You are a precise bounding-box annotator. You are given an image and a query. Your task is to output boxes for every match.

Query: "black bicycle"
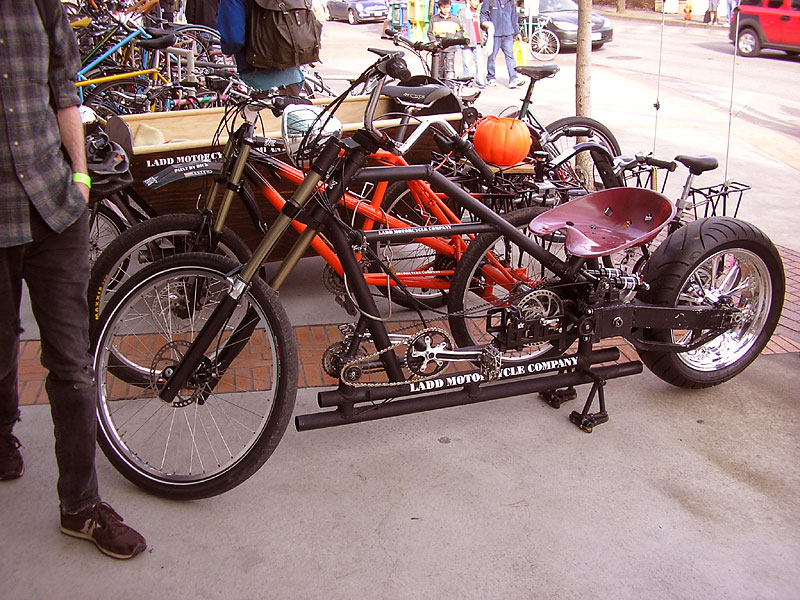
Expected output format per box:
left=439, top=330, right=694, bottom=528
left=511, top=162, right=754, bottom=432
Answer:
left=90, top=52, right=785, bottom=500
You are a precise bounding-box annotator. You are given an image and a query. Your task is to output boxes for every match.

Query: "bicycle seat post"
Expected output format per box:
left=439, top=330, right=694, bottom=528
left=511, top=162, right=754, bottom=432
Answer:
left=677, top=170, right=696, bottom=212
left=519, top=77, right=536, bottom=117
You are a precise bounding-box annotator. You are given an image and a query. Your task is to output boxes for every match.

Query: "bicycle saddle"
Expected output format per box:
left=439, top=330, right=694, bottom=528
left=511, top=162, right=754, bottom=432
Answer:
left=674, top=154, right=718, bottom=175
left=382, top=84, right=452, bottom=107
left=515, top=64, right=559, bottom=82
left=529, top=188, right=676, bottom=258
left=136, top=32, right=177, bottom=50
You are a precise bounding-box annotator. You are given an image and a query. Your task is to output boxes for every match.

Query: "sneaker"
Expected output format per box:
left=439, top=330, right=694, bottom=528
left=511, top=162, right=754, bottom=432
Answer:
left=61, top=502, right=147, bottom=559
left=509, top=78, right=526, bottom=89
left=487, top=79, right=497, bottom=87
left=0, top=432, right=23, bottom=480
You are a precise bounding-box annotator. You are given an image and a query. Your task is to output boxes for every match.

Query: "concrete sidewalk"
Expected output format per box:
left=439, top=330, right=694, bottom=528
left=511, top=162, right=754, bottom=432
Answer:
left=2, top=351, right=799, bottom=599
left=3, top=15, right=800, bottom=600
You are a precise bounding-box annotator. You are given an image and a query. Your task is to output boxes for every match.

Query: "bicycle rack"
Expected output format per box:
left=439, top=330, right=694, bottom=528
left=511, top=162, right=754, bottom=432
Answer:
left=687, top=180, right=750, bottom=219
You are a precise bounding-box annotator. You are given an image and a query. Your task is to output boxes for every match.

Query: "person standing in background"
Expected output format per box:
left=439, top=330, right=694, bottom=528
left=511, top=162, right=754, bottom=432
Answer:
left=428, top=0, right=462, bottom=80
left=726, top=0, right=739, bottom=24
left=0, top=1, right=146, bottom=560
left=458, top=0, right=487, bottom=88
left=186, top=0, right=220, bottom=27
left=481, top=0, right=524, bottom=88
left=217, top=0, right=305, bottom=95
left=708, top=0, right=719, bottom=24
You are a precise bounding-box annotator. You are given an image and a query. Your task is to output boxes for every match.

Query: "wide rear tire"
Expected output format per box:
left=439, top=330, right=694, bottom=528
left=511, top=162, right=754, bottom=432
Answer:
left=637, top=217, right=784, bottom=388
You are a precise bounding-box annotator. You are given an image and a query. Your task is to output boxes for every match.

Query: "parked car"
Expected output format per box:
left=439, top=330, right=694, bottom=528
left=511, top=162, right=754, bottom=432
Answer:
left=730, top=0, right=800, bottom=57
left=533, top=0, right=614, bottom=50
left=326, top=0, right=389, bottom=24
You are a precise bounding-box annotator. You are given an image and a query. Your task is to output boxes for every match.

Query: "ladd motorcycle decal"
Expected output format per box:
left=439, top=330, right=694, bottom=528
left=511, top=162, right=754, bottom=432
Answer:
left=407, top=356, right=579, bottom=393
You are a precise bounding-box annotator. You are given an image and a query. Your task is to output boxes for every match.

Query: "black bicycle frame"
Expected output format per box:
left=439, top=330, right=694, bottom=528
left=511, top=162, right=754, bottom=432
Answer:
left=156, top=126, right=736, bottom=421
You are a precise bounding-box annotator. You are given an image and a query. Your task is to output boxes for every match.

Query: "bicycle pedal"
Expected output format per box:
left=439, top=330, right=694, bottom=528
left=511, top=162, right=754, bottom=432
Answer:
left=335, top=295, right=357, bottom=316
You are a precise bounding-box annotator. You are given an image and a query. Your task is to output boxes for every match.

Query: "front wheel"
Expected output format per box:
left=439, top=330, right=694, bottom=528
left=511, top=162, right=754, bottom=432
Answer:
left=637, top=217, right=784, bottom=388
left=88, top=213, right=252, bottom=336
left=530, top=29, right=560, bottom=61
left=347, top=9, right=359, bottom=24
left=92, top=253, right=298, bottom=499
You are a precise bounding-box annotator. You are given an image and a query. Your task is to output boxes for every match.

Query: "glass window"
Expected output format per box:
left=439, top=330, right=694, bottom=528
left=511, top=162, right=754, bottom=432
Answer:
left=766, top=0, right=783, bottom=8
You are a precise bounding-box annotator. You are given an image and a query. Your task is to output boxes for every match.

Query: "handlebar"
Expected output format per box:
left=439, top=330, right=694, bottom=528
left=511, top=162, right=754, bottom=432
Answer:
left=615, top=153, right=678, bottom=174
left=384, top=28, right=469, bottom=53
left=358, top=53, right=494, bottom=182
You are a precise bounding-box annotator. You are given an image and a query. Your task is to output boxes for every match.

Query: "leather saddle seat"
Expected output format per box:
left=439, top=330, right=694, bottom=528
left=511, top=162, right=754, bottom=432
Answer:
left=529, top=188, right=677, bottom=258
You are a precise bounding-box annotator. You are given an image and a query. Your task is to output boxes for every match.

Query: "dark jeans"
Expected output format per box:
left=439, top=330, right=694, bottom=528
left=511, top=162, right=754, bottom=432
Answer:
left=0, top=207, right=100, bottom=514
left=487, top=34, right=517, bottom=84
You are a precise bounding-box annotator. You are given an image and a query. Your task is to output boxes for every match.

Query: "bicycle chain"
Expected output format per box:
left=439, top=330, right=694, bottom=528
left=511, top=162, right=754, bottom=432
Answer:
left=335, top=278, right=563, bottom=388
left=339, top=325, right=454, bottom=387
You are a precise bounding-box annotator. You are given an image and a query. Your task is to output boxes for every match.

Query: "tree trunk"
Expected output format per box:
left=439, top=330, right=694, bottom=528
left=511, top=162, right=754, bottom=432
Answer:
left=617, top=0, right=627, bottom=13
left=576, top=0, right=593, bottom=187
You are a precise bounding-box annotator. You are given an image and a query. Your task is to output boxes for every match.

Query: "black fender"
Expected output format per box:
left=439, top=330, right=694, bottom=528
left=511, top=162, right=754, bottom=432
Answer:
left=551, top=141, right=624, bottom=189
left=142, top=160, right=266, bottom=234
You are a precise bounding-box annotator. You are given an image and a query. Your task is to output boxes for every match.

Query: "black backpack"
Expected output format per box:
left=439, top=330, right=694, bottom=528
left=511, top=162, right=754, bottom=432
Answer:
left=246, top=0, right=322, bottom=71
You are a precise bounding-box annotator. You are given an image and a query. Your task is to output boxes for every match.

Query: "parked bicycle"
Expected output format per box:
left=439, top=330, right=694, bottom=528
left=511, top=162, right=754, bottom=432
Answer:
left=526, top=15, right=560, bottom=61
left=89, top=52, right=784, bottom=501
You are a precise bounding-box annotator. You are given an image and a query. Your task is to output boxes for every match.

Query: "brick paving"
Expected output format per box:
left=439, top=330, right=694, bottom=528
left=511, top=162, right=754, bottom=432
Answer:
left=18, top=246, right=800, bottom=406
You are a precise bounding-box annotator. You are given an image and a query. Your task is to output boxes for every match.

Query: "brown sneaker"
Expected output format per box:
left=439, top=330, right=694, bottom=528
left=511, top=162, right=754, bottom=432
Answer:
left=61, top=502, right=147, bottom=559
left=0, top=432, right=23, bottom=480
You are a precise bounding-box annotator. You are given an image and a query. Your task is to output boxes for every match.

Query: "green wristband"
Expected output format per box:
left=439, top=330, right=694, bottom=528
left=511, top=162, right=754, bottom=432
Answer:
left=73, top=172, right=91, bottom=189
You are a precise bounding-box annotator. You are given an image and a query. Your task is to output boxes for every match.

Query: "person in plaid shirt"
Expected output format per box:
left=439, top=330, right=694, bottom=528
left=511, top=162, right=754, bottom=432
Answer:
left=0, top=1, right=145, bottom=559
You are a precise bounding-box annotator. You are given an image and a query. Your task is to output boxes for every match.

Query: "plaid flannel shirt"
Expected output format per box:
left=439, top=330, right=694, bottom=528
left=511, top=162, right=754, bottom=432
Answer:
left=0, top=2, right=83, bottom=247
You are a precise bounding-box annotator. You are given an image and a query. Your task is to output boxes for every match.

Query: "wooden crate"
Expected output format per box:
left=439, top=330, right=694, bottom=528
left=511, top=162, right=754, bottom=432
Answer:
left=106, top=94, right=463, bottom=253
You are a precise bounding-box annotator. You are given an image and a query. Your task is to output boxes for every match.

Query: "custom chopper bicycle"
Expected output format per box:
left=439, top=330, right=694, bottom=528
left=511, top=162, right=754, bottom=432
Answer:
left=90, top=53, right=785, bottom=500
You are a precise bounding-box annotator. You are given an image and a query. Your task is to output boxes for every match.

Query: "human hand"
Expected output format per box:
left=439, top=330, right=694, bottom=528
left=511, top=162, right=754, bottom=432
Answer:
left=76, top=181, right=90, bottom=203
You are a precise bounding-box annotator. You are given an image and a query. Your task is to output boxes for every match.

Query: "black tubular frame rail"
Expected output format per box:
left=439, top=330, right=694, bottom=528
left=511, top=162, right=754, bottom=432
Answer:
left=151, top=53, right=739, bottom=434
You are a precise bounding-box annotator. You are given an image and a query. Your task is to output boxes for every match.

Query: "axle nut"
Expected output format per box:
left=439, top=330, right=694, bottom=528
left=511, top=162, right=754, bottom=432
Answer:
left=612, top=316, right=623, bottom=328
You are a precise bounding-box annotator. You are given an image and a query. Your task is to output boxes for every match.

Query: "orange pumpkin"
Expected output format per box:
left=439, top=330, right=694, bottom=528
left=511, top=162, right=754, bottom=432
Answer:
left=472, top=116, right=532, bottom=166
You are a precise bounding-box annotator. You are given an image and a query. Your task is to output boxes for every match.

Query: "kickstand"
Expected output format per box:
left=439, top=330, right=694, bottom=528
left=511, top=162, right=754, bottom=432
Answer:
left=569, top=377, right=608, bottom=433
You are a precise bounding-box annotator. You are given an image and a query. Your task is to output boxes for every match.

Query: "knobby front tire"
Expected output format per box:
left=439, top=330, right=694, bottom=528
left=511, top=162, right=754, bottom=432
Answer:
left=92, top=253, right=298, bottom=499
left=637, top=217, right=784, bottom=388
left=88, top=213, right=251, bottom=336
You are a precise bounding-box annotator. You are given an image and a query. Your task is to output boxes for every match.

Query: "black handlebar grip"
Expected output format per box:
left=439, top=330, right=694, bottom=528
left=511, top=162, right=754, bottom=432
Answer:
left=644, top=156, right=678, bottom=172
left=466, top=147, right=495, bottom=183
left=442, top=37, right=469, bottom=49
left=449, top=135, right=494, bottom=183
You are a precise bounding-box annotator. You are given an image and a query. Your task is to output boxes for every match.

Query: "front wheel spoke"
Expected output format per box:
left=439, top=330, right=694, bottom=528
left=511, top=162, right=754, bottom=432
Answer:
left=161, top=408, right=179, bottom=471
left=185, top=407, right=207, bottom=475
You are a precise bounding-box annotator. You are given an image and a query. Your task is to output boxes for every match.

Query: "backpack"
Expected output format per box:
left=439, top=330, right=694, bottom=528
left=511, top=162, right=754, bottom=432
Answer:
left=246, top=0, right=323, bottom=71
